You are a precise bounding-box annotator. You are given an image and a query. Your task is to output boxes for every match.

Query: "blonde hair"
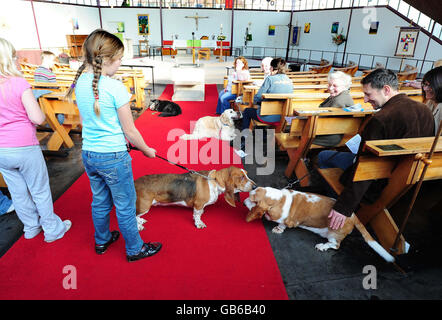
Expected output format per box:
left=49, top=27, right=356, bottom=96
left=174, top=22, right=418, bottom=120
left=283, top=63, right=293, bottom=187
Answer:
left=0, top=37, right=22, bottom=78
left=434, top=59, right=442, bottom=68
left=65, top=29, right=124, bottom=116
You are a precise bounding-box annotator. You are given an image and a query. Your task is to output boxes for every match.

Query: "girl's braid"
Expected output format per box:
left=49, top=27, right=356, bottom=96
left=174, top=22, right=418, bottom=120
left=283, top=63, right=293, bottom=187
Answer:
left=92, top=56, right=102, bottom=116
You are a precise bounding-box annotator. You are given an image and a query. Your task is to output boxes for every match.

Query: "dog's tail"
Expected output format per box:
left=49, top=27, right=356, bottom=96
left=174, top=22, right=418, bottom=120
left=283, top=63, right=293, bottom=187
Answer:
left=352, top=214, right=395, bottom=263
left=180, top=133, right=200, bottom=140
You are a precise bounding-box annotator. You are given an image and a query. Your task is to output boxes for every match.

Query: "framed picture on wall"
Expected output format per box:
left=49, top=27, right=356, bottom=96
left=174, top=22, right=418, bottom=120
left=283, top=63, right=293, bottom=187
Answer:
left=394, top=27, right=419, bottom=57
left=292, top=26, right=301, bottom=45
left=268, top=25, right=275, bottom=36
left=331, top=22, right=339, bottom=33
left=304, top=23, right=311, bottom=33
left=137, top=14, right=149, bottom=35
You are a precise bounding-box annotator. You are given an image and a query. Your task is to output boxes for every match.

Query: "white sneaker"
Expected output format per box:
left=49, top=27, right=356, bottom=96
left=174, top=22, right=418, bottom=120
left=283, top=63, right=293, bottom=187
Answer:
left=45, top=220, right=72, bottom=243
left=6, top=203, right=14, bottom=213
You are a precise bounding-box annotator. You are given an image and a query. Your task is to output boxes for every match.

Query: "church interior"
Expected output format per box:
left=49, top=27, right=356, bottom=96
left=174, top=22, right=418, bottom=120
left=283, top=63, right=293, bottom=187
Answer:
left=0, top=0, right=442, bottom=302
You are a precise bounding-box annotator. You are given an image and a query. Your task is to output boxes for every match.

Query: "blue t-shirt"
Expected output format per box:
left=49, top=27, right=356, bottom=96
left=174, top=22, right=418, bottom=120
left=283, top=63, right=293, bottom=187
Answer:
left=253, top=73, right=293, bottom=123
left=75, top=73, right=131, bottom=153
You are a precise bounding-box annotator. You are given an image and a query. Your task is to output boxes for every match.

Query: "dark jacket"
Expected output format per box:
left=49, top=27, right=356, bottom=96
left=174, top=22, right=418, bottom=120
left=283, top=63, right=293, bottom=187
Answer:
left=333, top=93, right=435, bottom=216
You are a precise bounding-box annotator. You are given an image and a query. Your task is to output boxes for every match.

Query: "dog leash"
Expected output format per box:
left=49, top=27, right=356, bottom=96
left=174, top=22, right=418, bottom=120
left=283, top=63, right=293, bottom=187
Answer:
left=283, top=151, right=341, bottom=189
left=126, top=143, right=215, bottom=180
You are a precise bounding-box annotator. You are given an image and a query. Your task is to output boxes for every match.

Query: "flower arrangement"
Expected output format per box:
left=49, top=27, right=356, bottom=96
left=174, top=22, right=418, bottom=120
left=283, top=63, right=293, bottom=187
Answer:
left=332, top=29, right=347, bottom=46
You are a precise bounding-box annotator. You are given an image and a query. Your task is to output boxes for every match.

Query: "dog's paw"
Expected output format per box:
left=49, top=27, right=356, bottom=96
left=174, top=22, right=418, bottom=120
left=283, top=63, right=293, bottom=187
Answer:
left=136, top=216, right=147, bottom=231
left=315, top=242, right=338, bottom=251
left=272, top=226, right=285, bottom=234
left=195, top=221, right=207, bottom=229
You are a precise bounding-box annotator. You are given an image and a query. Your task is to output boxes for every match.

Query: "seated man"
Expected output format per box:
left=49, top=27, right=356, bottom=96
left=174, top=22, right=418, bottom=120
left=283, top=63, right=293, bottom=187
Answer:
left=318, top=68, right=435, bottom=230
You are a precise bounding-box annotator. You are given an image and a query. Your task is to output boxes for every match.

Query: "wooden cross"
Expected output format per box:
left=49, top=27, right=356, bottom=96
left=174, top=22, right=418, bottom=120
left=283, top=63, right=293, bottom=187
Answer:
left=185, top=12, right=209, bottom=31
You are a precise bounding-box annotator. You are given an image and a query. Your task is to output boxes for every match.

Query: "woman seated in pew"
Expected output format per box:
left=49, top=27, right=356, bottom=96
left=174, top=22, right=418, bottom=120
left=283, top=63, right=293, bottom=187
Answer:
left=241, top=58, right=293, bottom=139
left=421, top=66, right=442, bottom=134
left=403, top=66, right=442, bottom=133
left=252, top=57, right=273, bottom=87
left=312, top=71, right=354, bottom=147
left=216, top=56, right=250, bottom=114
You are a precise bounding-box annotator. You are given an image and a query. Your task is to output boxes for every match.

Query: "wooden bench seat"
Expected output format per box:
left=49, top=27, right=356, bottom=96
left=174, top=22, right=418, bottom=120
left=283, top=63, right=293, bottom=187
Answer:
left=317, top=136, right=442, bottom=257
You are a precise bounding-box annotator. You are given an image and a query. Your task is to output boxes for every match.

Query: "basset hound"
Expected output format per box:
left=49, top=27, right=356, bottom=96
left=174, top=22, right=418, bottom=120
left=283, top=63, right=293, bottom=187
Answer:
left=244, top=187, right=395, bottom=262
left=180, top=109, right=240, bottom=141
left=134, top=166, right=256, bottom=230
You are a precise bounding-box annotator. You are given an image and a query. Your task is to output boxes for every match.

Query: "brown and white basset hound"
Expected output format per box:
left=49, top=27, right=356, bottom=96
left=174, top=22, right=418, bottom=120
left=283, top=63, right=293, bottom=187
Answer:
left=134, top=166, right=256, bottom=230
left=179, top=109, right=240, bottom=141
left=244, top=187, right=395, bottom=262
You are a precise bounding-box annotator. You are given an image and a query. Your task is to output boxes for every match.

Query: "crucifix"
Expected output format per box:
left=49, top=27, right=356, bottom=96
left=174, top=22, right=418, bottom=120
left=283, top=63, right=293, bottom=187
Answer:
left=185, top=12, right=209, bottom=31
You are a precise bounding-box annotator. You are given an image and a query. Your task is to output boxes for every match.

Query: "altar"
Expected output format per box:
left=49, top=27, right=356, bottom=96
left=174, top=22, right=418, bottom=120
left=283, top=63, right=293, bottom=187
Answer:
left=163, top=39, right=217, bottom=64
left=171, top=66, right=205, bottom=102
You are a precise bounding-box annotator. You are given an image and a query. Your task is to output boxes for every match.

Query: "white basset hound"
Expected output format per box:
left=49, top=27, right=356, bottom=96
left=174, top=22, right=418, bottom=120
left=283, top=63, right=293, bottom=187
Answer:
left=180, top=109, right=240, bottom=141
left=244, top=187, right=395, bottom=262
left=134, top=166, right=255, bottom=230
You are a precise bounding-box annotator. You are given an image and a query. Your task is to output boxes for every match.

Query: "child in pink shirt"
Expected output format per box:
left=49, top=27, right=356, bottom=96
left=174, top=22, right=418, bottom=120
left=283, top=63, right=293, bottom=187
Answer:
left=0, top=37, right=71, bottom=242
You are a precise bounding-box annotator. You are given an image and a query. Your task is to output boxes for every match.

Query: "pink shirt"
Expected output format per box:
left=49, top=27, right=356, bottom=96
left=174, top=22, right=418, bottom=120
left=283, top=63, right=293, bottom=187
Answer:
left=0, top=77, right=39, bottom=147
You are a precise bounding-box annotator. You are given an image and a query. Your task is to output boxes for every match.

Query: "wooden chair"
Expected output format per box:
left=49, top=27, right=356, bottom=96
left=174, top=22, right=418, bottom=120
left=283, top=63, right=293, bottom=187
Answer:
left=275, top=106, right=374, bottom=183
left=38, top=93, right=81, bottom=153
left=334, top=61, right=359, bottom=76
left=362, top=62, right=384, bottom=76
left=317, top=136, right=442, bottom=258
left=397, top=64, right=418, bottom=82
left=0, top=173, right=6, bottom=188
left=197, top=35, right=210, bottom=60
left=310, top=59, right=332, bottom=74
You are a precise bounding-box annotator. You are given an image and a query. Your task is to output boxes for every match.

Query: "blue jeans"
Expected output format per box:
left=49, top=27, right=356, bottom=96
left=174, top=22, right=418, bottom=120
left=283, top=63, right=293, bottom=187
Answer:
left=318, top=150, right=356, bottom=170
left=241, top=107, right=259, bottom=131
left=82, top=150, right=143, bottom=256
left=0, top=190, right=12, bottom=216
left=216, top=90, right=236, bottom=114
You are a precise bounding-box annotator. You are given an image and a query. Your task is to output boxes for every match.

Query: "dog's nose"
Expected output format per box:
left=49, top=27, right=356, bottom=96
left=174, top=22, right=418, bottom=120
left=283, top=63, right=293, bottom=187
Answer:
left=252, top=184, right=257, bottom=190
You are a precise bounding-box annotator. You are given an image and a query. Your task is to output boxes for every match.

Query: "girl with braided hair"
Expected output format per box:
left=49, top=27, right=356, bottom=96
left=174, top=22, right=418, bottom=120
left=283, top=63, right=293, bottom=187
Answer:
left=65, top=29, right=162, bottom=262
left=0, top=37, right=71, bottom=242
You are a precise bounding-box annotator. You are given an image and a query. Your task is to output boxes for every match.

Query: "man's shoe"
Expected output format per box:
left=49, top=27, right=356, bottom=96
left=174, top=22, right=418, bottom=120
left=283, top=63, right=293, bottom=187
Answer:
left=127, top=242, right=162, bottom=262
left=95, top=230, right=120, bottom=254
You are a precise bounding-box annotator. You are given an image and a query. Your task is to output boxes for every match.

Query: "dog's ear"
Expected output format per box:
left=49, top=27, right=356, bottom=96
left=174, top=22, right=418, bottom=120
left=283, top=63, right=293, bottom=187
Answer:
left=246, top=205, right=266, bottom=222
left=214, top=169, right=236, bottom=207
left=224, top=186, right=236, bottom=207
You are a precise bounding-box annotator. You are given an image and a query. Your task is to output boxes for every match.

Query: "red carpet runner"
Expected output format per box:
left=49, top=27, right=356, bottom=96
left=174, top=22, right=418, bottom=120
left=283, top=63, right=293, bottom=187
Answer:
left=0, top=84, right=288, bottom=300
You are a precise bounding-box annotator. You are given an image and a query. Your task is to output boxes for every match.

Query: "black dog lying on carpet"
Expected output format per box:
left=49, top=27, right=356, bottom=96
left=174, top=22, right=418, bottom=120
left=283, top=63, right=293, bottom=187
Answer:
left=148, top=99, right=182, bottom=117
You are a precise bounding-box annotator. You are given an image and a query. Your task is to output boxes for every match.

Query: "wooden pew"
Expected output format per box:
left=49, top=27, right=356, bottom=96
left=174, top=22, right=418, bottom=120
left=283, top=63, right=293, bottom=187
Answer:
left=259, top=89, right=422, bottom=179
left=317, top=136, right=442, bottom=257
left=0, top=173, right=6, bottom=188
left=38, top=92, right=81, bottom=153
left=397, top=64, right=418, bottom=82
left=275, top=107, right=375, bottom=183
left=310, top=62, right=333, bottom=74
left=333, top=64, right=359, bottom=76
left=23, top=65, right=148, bottom=112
